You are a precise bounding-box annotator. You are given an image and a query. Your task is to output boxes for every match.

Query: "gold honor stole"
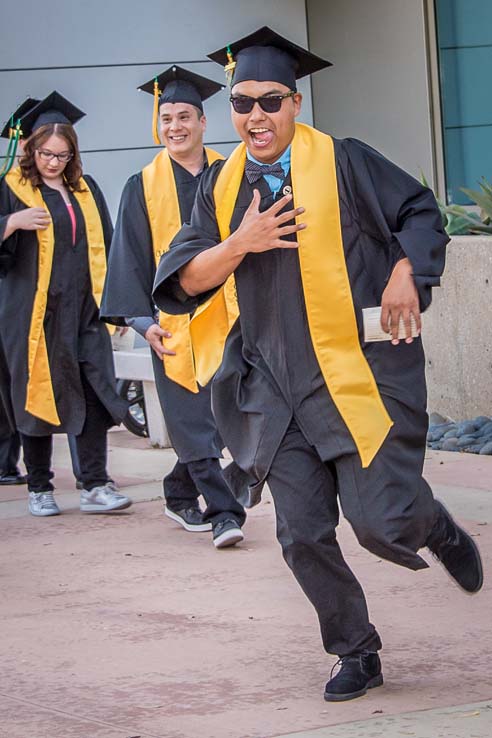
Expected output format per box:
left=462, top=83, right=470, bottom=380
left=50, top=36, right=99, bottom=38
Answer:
left=142, top=147, right=238, bottom=393
left=211, top=122, right=393, bottom=468
left=5, top=168, right=112, bottom=426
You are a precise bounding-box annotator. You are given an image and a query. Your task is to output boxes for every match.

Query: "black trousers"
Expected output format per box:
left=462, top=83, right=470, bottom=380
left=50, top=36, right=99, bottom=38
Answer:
left=267, top=418, right=438, bottom=657
left=164, top=458, right=246, bottom=527
left=21, top=375, right=112, bottom=493
left=0, top=431, right=21, bottom=475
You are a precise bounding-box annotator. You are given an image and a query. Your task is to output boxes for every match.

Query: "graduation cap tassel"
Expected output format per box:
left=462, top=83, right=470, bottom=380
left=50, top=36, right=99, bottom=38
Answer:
left=0, top=118, right=21, bottom=180
left=224, top=46, right=236, bottom=87
left=152, top=78, right=161, bottom=145
left=4, top=134, right=21, bottom=178
left=0, top=116, right=15, bottom=178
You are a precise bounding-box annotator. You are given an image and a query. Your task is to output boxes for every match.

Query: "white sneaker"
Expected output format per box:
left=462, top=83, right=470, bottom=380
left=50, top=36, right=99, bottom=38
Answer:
left=28, top=491, right=60, bottom=517
left=80, top=483, right=132, bottom=513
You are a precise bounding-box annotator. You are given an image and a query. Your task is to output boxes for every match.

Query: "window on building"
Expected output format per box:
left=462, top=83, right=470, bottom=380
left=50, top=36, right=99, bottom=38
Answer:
left=435, top=0, right=492, bottom=204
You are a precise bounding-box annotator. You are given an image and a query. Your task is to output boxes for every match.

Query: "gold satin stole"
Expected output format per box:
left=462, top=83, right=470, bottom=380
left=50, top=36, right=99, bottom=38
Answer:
left=142, top=147, right=238, bottom=392
left=5, top=168, right=112, bottom=426
left=206, top=123, right=393, bottom=467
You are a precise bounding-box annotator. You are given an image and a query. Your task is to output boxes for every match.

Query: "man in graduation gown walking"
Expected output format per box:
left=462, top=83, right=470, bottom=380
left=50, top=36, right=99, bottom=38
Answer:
left=152, top=28, right=483, bottom=699
left=101, top=66, right=245, bottom=549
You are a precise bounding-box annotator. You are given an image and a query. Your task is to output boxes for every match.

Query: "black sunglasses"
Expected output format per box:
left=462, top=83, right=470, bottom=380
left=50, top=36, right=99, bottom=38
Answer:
left=229, top=92, right=296, bottom=114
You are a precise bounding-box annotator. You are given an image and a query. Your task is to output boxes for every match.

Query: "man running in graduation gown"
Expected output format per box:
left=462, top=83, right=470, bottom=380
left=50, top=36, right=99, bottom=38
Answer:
left=101, top=66, right=245, bottom=549
left=152, top=28, right=483, bottom=700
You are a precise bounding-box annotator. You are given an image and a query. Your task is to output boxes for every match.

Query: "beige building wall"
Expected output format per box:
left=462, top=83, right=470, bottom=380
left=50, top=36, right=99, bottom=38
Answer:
left=423, top=237, right=492, bottom=419
left=306, top=0, right=436, bottom=186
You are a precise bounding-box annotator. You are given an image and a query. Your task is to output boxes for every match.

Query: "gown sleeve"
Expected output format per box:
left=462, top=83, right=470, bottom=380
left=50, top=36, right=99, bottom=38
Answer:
left=100, top=173, right=158, bottom=326
left=0, top=180, right=23, bottom=277
left=340, top=138, right=449, bottom=310
left=152, top=160, right=225, bottom=315
left=125, top=315, right=155, bottom=337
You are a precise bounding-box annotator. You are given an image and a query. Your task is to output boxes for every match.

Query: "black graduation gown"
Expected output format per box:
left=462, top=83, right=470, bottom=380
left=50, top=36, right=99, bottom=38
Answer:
left=152, top=137, right=449, bottom=501
left=0, top=175, right=127, bottom=437
left=100, top=157, right=222, bottom=463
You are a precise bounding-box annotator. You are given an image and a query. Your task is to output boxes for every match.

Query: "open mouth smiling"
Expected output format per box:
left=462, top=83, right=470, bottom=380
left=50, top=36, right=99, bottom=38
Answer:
left=249, top=127, right=274, bottom=147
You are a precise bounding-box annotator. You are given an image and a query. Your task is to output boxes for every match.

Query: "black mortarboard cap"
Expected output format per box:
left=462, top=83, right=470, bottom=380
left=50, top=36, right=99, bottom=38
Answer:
left=139, top=65, right=224, bottom=144
left=15, top=91, right=85, bottom=138
left=1, top=97, right=40, bottom=139
left=138, top=65, right=224, bottom=113
left=208, top=26, right=332, bottom=90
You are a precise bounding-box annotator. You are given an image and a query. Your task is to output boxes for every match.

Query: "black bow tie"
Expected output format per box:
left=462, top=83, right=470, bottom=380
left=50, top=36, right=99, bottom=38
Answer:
left=244, top=159, right=285, bottom=184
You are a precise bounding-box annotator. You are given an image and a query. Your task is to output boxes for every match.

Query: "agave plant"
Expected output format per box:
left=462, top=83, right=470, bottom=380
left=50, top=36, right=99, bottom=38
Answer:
left=420, top=172, right=492, bottom=236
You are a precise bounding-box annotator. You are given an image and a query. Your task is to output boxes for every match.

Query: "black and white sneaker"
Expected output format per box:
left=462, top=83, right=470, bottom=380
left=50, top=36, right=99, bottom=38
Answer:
left=213, top=519, right=244, bottom=549
left=165, top=506, right=212, bottom=532
left=0, top=470, right=26, bottom=485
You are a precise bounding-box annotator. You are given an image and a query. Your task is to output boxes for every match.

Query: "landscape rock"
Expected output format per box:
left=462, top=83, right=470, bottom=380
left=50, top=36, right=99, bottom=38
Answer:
left=457, top=434, right=478, bottom=448
left=427, top=413, right=492, bottom=455
left=427, top=424, right=454, bottom=442
left=456, top=421, right=478, bottom=436
left=463, top=444, right=483, bottom=454
left=441, top=438, right=459, bottom=451
left=473, top=416, right=491, bottom=428
left=475, top=421, right=492, bottom=438
left=429, top=412, right=454, bottom=426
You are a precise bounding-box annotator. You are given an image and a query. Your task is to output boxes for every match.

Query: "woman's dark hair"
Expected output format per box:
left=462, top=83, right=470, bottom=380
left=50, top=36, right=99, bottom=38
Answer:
left=19, top=123, right=85, bottom=192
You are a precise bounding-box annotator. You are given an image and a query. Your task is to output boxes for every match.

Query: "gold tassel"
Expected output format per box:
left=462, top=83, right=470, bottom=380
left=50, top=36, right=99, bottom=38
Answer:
left=152, top=78, right=161, bottom=145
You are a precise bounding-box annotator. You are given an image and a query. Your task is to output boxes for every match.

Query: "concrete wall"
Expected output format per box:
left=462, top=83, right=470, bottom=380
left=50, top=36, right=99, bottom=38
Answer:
left=423, top=236, right=492, bottom=419
left=0, top=0, right=312, bottom=217
left=306, top=0, right=435, bottom=185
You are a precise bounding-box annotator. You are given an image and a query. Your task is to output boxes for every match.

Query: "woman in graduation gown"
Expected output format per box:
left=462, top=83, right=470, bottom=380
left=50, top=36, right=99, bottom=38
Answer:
left=0, top=92, right=131, bottom=516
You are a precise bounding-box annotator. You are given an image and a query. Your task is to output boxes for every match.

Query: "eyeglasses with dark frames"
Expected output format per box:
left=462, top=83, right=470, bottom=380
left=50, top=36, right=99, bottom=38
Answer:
left=36, top=149, right=73, bottom=163
left=229, top=92, right=296, bottom=114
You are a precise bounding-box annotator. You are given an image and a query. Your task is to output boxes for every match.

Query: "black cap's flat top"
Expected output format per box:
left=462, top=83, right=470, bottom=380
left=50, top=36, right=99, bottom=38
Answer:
left=207, top=25, right=332, bottom=85
left=139, top=64, right=224, bottom=102
left=11, top=91, right=85, bottom=138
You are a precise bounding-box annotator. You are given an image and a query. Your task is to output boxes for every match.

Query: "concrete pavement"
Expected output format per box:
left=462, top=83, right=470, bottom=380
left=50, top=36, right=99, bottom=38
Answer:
left=0, top=433, right=491, bottom=738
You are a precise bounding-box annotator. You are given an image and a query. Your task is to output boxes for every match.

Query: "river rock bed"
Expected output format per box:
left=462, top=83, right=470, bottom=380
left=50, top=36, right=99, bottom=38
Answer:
left=427, top=413, right=492, bottom=455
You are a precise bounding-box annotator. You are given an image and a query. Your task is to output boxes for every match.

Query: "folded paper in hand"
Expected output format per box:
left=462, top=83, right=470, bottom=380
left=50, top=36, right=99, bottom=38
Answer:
left=362, top=306, right=419, bottom=343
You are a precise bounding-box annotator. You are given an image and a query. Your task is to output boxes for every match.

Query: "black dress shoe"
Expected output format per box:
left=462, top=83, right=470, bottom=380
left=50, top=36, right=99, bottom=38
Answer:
left=0, top=471, right=27, bottom=485
left=324, top=651, right=383, bottom=702
left=427, top=501, right=483, bottom=594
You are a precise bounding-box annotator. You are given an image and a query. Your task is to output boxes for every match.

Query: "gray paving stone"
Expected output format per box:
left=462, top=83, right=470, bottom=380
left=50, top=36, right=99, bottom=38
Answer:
left=275, top=701, right=492, bottom=738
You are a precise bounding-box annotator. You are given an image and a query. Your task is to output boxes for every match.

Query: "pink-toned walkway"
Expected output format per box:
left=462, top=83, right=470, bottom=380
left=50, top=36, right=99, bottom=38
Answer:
left=0, top=435, right=491, bottom=738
